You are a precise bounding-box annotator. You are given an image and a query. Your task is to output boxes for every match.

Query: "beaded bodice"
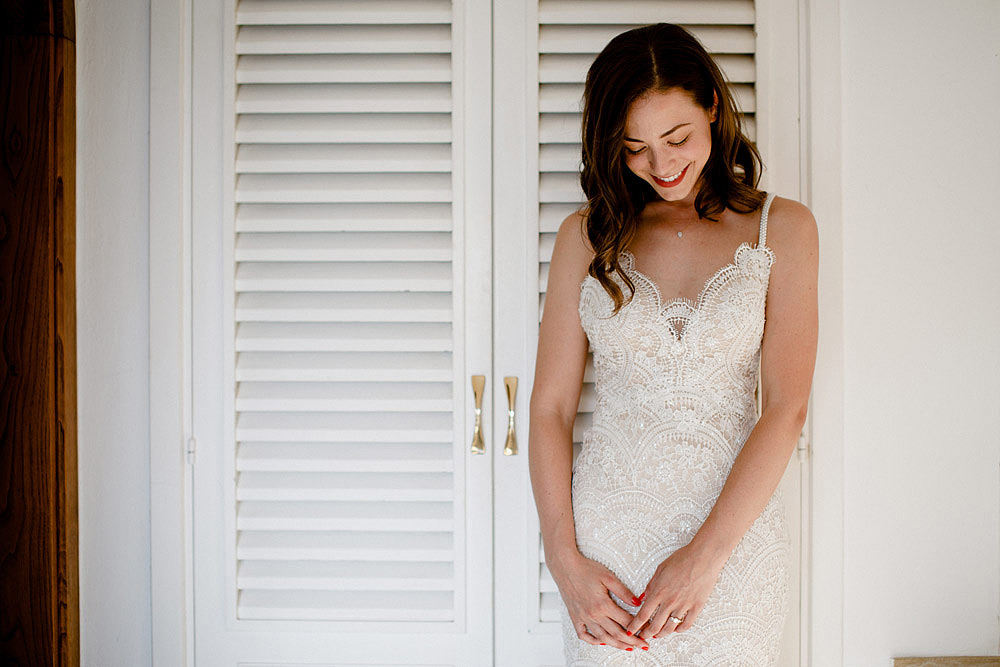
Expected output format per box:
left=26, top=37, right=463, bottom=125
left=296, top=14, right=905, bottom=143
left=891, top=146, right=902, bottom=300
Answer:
left=577, top=194, right=776, bottom=475
left=578, top=237, right=775, bottom=465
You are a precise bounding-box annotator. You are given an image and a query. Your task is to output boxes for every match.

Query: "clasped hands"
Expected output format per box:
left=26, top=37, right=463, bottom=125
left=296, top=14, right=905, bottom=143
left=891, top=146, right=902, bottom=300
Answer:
left=554, top=542, right=726, bottom=652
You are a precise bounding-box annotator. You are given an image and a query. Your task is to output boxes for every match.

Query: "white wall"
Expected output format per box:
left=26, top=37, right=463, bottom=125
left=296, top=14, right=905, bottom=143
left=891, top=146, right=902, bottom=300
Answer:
left=840, top=0, right=1000, bottom=662
left=76, top=0, right=152, bottom=664
left=73, top=0, right=1000, bottom=665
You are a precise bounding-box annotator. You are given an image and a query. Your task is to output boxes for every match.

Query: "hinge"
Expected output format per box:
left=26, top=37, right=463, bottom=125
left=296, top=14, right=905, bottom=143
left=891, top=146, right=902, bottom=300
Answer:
left=796, top=432, right=810, bottom=462
left=186, top=436, right=197, bottom=465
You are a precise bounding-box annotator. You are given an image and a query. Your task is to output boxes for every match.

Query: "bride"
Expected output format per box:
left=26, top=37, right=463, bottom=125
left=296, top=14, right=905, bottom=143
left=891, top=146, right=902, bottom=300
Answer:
left=528, top=22, right=819, bottom=665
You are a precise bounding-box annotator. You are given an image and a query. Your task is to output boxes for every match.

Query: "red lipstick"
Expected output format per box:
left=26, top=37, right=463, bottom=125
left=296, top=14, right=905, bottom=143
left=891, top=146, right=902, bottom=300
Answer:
left=652, top=164, right=689, bottom=188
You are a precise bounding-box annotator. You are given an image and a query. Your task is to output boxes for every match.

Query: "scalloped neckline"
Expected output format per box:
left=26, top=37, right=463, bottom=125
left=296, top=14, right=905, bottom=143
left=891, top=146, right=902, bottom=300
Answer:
left=620, top=242, right=771, bottom=340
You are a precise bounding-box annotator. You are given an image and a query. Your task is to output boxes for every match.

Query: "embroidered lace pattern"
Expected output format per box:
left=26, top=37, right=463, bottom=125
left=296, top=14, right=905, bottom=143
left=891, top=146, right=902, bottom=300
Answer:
left=560, top=192, right=790, bottom=666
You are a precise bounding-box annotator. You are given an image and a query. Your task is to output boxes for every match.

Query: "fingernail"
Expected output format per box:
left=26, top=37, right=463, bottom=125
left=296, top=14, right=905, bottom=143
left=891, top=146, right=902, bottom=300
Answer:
left=626, top=647, right=633, bottom=651
left=652, top=635, right=658, bottom=639
left=642, top=646, right=649, bottom=650
left=639, top=592, right=646, bottom=600
left=631, top=596, right=641, bottom=605
left=599, top=643, right=606, bottom=645
left=625, top=630, right=632, bottom=636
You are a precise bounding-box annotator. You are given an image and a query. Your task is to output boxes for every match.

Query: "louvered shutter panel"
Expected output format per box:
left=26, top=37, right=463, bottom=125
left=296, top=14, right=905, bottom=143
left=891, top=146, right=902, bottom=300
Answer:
left=232, top=0, right=461, bottom=623
left=535, top=0, right=759, bottom=624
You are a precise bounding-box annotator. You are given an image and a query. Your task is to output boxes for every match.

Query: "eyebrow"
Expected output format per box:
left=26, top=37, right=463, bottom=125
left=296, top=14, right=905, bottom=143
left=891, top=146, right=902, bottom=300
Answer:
left=624, top=123, right=690, bottom=142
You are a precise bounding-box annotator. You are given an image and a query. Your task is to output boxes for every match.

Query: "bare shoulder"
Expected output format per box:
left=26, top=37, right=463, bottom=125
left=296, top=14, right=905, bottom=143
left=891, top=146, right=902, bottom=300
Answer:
left=551, top=208, right=595, bottom=282
left=530, top=208, right=594, bottom=418
left=758, top=195, right=819, bottom=416
left=765, top=195, right=819, bottom=267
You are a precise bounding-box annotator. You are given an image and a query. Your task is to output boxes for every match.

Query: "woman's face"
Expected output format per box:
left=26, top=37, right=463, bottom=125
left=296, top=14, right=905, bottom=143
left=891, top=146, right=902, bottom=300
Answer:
left=623, top=87, right=717, bottom=203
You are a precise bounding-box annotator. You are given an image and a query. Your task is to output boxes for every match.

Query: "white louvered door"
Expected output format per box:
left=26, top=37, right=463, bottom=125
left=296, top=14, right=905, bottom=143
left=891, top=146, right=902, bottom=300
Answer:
left=192, top=0, right=494, bottom=664
left=190, top=0, right=804, bottom=665
left=492, top=1, right=803, bottom=665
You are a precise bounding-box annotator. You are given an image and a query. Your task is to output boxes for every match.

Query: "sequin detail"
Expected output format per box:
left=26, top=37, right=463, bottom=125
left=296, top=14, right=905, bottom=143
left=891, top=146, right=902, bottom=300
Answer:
left=561, top=192, right=790, bottom=666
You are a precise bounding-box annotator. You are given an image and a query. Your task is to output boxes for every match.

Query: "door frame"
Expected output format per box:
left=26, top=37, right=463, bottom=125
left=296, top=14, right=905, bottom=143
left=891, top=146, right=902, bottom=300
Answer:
left=149, top=0, right=195, bottom=663
left=796, top=1, right=846, bottom=665
left=148, top=0, right=847, bottom=664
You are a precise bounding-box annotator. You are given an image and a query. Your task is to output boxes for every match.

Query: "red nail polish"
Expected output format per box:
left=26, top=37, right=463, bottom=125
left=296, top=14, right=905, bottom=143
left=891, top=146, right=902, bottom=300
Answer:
left=626, top=647, right=633, bottom=651
left=639, top=592, right=646, bottom=600
left=652, top=635, right=658, bottom=639
left=599, top=643, right=606, bottom=645
left=626, top=630, right=632, bottom=636
left=642, top=646, right=649, bottom=650
left=631, top=596, right=641, bottom=605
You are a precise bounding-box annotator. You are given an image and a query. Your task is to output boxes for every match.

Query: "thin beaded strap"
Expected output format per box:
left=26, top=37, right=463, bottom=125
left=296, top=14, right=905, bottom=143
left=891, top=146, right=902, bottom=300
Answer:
left=758, top=191, right=777, bottom=248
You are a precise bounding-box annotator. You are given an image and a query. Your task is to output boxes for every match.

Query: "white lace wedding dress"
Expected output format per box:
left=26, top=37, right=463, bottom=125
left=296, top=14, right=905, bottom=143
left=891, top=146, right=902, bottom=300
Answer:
left=562, top=192, right=789, bottom=666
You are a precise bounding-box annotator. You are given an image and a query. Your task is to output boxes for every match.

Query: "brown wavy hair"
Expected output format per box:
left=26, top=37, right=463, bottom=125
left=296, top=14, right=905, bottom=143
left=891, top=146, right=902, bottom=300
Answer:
left=580, top=23, right=767, bottom=315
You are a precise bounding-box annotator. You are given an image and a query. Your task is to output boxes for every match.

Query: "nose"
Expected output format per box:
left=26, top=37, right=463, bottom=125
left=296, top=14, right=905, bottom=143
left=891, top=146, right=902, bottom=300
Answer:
left=646, top=146, right=668, bottom=174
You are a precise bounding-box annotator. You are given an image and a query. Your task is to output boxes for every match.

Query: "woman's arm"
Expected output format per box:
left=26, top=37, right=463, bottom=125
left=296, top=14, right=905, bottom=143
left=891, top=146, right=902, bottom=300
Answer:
left=528, top=212, right=590, bottom=564
left=692, top=196, right=819, bottom=571
left=627, top=195, right=820, bottom=639
left=529, top=211, right=647, bottom=651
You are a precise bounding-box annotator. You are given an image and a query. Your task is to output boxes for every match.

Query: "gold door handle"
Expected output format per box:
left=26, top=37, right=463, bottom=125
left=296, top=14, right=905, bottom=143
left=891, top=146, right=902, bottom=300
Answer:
left=503, top=376, right=518, bottom=456
left=470, top=374, right=486, bottom=454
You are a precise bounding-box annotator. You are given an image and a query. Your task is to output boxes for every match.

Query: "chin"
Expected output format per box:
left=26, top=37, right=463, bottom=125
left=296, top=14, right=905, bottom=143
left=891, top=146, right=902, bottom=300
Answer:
left=651, top=182, right=695, bottom=201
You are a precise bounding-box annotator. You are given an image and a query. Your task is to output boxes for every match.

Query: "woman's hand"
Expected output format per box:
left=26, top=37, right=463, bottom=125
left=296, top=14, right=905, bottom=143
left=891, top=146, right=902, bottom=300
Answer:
left=626, top=542, right=727, bottom=640
left=549, top=550, right=649, bottom=651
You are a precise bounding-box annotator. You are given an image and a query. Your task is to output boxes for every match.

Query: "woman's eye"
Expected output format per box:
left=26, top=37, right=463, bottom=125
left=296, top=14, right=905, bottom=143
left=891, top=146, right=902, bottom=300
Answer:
left=625, top=135, right=689, bottom=154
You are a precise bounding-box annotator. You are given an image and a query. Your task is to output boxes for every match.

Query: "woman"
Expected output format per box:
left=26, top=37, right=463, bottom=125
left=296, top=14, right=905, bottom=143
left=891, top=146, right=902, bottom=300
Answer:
left=528, top=23, right=818, bottom=665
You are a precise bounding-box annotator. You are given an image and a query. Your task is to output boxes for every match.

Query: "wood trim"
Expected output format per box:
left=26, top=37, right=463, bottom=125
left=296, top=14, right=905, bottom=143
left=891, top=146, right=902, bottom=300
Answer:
left=894, top=659, right=1000, bottom=667
left=54, top=4, right=80, bottom=663
left=0, top=0, right=79, bottom=664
